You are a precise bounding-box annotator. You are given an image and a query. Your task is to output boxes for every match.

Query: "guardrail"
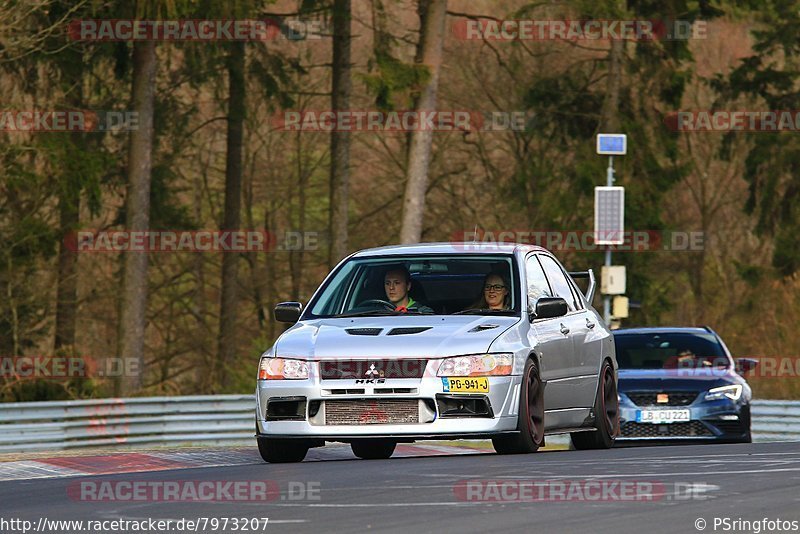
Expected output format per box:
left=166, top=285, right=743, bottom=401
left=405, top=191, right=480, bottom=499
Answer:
left=0, top=396, right=797, bottom=453
left=751, top=400, right=800, bottom=441
left=0, top=395, right=254, bottom=453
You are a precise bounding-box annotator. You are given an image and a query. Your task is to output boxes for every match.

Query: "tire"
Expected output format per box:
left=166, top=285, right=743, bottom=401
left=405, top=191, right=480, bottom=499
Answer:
left=492, top=357, right=545, bottom=454
left=571, top=360, right=618, bottom=450
left=351, top=439, right=396, bottom=459
left=737, top=405, right=752, bottom=443
left=257, top=437, right=309, bottom=463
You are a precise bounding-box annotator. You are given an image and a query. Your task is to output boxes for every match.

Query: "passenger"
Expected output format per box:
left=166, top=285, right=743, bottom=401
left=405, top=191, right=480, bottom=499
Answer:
left=384, top=266, right=434, bottom=313
left=467, top=273, right=511, bottom=310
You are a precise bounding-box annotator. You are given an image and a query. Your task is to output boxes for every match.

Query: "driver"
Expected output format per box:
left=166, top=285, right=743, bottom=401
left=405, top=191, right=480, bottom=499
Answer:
left=384, top=266, right=433, bottom=313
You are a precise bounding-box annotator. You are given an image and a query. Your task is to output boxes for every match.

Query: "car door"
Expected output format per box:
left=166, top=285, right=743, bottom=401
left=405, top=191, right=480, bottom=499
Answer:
left=564, top=268, right=606, bottom=404
left=538, top=254, right=598, bottom=409
left=524, top=254, right=573, bottom=414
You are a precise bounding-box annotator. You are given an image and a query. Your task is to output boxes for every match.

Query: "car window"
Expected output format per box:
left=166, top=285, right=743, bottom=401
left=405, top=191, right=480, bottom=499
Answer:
left=305, top=254, right=521, bottom=317
left=538, top=255, right=578, bottom=312
left=613, top=332, right=730, bottom=370
left=309, top=260, right=358, bottom=316
left=566, top=276, right=585, bottom=310
left=525, top=255, right=552, bottom=304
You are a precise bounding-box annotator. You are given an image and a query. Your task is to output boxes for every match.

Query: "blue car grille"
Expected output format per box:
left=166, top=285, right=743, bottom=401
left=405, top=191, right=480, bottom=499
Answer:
left=625, top=391, right=699, bottom=406
left=621, top=421, right=712, bottom=438
left=708, top=420, right=746, bottom=435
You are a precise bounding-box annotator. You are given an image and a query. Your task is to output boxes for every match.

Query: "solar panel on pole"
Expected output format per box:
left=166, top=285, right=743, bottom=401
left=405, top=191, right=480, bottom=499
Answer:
left=594, top=186, right=625, bottom=245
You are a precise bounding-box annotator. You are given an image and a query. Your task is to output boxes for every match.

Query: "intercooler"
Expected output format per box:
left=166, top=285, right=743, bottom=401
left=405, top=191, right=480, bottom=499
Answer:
left=323, top=399, right=421, bottom=425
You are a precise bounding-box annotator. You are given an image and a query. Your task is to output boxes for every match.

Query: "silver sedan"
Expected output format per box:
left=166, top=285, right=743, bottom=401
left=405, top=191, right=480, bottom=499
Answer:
left=255, top=242, right=618, bottom=462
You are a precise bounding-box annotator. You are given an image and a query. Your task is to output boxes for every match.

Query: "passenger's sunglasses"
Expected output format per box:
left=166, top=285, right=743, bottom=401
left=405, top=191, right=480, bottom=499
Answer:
left=484, top=284, right=506, bottom=291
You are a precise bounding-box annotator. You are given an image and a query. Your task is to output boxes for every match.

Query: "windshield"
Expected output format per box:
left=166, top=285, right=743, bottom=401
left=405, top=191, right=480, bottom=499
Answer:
left=613, top=332, right=730, bottom=370
left=306, top=254, right=520, bottom=318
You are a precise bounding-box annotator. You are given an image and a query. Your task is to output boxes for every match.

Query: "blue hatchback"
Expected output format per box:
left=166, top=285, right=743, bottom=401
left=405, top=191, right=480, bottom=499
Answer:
left=613, top=327, right=756, bottom=443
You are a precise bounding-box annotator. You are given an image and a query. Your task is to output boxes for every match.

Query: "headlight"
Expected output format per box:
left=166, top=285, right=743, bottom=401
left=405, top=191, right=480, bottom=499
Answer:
left=258, top=357, right=309, bottom=380
left=437, top=353, right=513, bottom=377
left=704, top=384, right=742, bottom=401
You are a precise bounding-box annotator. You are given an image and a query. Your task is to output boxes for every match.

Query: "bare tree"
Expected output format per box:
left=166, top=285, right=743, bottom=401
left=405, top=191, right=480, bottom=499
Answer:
left=217, top=40, right=246, bottom=391
left=116, top=40, right=157, bottom=395
left=54, top=183, right=79, bottom=351
left=399, top=0, right=447, bottom=244
left=328, top=0, right=352, bottom=265
left=600, top=39, right=623, bottom=132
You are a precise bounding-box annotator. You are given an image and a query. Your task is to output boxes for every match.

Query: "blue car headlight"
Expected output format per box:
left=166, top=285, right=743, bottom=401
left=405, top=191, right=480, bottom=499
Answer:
left=704, top=384, right=742, bottom=401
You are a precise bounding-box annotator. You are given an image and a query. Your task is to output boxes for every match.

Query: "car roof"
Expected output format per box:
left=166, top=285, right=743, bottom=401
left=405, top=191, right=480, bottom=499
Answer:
left=613, top=326, right=716, bottom=336
left=351, top=242, right=549, bottom=257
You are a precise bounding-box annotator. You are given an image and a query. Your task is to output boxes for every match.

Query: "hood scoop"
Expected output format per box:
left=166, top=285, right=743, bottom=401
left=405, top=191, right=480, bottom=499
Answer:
left=469, top=323, right=500, bottom=332
left=387, top=326, right=432, bottom=336
left=345, top=328, right=383, bottom=336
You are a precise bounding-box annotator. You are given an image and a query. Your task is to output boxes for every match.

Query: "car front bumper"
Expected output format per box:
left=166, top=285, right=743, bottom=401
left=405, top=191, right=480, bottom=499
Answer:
left=256, top=375, right=522, bottom=440
left=616, top=396, right=750, bottom=441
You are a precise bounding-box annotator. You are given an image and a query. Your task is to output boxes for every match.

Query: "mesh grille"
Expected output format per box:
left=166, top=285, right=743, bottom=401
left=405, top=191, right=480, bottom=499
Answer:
left=345, top=328, right=382, bottom=336
left=625, top=391, right=699, bottom=406
left=709, top=420, right=746, bottom=435
left=324, top=399, right=419, bottom=425
left=387, top=327, right=431, bottom=336
left=621, top=421, right=712, bottom=438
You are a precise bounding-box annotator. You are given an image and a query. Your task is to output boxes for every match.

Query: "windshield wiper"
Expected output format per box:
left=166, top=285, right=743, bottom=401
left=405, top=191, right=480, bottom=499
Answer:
left=451, top=308, right=517, bottom=316
left=331, top=309, right=430, bottom=318
left=331, top=310, right=400, bottom=318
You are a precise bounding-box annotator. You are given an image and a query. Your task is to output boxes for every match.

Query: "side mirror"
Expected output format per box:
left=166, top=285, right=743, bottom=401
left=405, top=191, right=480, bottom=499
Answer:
left=529, top=297, right=568, bottom=321
left=274, top=302, right=303, bottom=323
left=735, top=357, right=759, bottom=375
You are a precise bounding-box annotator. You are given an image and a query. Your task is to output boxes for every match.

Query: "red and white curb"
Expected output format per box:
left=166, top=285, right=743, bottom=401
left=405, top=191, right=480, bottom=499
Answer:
left=0, top=442, right=490, bottom=482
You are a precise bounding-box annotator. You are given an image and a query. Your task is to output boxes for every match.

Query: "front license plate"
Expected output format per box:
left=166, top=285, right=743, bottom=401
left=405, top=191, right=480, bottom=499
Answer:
left=636, top=409, right=690, bottom=424
left=442, top=377, right=489, bottom=393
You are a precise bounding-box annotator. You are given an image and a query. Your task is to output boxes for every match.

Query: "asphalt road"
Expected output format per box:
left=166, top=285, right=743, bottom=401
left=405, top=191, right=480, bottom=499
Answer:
left=2, top=441, right=799, bottom=534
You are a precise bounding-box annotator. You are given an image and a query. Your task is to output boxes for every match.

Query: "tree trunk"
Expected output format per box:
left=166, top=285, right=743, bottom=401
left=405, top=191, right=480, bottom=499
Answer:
left=600, top=38, right=623, bottom=132
left=328, top=0, right=352, bottom=266
left=54, top=188, right=79, bottom=352
left=399, top=0, right=448, bottom=244
left=264, top=207, right=277, bottom=342
left=55, top=75, right=86, bottom=354
left=116, top=40, right=157, bottom=395
left=217, top=40, right=246, bottom=392
left=289, top=132, right=308, bottom=301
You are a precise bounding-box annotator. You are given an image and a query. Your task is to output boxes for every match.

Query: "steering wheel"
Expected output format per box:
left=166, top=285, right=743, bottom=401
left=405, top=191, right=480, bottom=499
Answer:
left=356, top=299, right=396, bottom=310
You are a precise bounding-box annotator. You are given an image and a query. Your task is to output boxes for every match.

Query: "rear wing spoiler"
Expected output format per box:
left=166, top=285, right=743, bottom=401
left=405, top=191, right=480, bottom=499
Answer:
left=568, top=269, right=596, bottom=304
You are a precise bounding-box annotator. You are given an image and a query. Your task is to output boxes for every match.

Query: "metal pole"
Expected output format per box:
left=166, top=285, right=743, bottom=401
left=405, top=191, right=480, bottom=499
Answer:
left=603, top=156, right=614, bottom=325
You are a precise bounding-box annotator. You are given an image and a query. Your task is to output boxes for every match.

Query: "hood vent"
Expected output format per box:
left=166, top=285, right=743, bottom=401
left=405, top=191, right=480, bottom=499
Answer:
left=345, top=328, right=383, bottom=336
left=387, top=326, right=432, bottom=336
left=469, top=323, right=500, bottom=332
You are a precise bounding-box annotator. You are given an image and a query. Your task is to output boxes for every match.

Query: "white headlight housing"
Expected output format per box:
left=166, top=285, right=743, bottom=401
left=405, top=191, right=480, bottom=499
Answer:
left=258, top=357, right=309, bottom=380
left=437, top=353, right=513, bottom=377
left=704, top=384, right=742, bottom=401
